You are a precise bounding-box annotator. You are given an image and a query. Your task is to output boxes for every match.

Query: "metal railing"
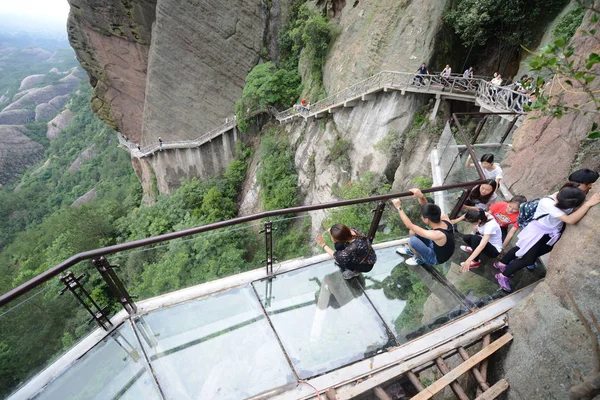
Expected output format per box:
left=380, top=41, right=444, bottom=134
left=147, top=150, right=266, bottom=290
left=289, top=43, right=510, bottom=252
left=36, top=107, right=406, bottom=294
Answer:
left=117, top=71, right=528, bottom=159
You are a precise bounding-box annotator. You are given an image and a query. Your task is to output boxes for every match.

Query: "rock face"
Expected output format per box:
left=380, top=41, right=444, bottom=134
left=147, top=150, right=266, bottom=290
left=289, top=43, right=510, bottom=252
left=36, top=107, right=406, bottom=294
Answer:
left=71, top=187, right=97, bottom=206
left=67, top=0, right=156, bottom=141
left=0, top=110, right=35, bottom=125
left=495, top=6, right=600, bottom=399
left=0, top=126, right=44, bottom=185
left=35, top=94, right=71, bottom=122
left=68, top=145, right=99, bottom=172
left=19, top=74, right=46, bottom=91
left=46, top=109, right=75, bottom=140
left=323, top=0, right=450, bottom=93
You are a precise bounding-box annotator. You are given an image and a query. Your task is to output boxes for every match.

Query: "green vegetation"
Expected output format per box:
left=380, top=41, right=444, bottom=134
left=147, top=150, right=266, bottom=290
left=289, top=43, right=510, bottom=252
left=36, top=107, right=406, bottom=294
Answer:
left=444, top=0, right=567, bottom=49
left=374, top=129, right=403, bottom=158
left=553, top=5, right=586, bottom=42
left=325, top=133, right=352, bottom=170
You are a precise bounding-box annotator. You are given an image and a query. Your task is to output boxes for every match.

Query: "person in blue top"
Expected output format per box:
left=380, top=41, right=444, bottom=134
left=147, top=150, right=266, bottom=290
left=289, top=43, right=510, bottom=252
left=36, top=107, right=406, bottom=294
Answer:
left=414, top=63, right=430, bottom=85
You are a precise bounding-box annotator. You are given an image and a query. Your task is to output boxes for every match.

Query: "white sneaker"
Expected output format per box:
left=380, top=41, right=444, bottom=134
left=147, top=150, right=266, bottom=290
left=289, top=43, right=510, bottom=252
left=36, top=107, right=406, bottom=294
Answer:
left=460, top=245, right=473, bottom=253
left=396, top=246, right=414, bottom=256
left=405, top=257, right=420, bottom=266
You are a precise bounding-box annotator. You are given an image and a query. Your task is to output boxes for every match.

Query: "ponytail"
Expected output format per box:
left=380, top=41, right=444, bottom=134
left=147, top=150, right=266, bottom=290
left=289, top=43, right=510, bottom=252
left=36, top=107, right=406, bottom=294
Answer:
left=464, top=209, right=488, bottom=225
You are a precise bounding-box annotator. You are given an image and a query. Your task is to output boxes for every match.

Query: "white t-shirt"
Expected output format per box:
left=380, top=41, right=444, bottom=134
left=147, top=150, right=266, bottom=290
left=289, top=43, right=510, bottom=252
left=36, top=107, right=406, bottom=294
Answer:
left=481, top=163, right=503, bottom=181
left=476, top=217, right=503, bottom=252
left=534, top=196, right=569, bottom=230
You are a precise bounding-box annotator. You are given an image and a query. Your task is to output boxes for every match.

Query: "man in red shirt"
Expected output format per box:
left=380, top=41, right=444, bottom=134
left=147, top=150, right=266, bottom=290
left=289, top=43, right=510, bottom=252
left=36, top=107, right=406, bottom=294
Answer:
left=488, top=195, right=527, bottom=249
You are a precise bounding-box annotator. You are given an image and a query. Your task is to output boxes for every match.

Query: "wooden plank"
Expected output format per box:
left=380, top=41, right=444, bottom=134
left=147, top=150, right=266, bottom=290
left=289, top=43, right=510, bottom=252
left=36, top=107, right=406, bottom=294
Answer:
left=325, top=388, right=339, bottom=400
left=335, top=322, right=507, bottom=400
left=476, top=334, right=492, bottom=396
left=458, top=347, right=490, bottom=391
left=474, top=379, right=509, bottom=400
left=435, top=358, right=469, bottom=400
left=411, top=333, right=512, bottom=400
left=407, top=371, right=425, bottom=392
left=373, top=387, right=392, bottom=400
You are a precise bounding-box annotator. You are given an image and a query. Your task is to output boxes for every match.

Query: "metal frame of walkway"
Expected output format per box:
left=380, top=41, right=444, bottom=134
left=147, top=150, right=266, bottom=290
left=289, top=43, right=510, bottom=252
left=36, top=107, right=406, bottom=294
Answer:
left=118, top=71, right=529, bottom=159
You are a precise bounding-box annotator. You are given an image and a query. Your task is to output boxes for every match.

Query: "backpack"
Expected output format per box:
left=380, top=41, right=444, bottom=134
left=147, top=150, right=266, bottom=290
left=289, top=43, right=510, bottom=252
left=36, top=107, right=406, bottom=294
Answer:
left=517, top=196, right=551, bottom=227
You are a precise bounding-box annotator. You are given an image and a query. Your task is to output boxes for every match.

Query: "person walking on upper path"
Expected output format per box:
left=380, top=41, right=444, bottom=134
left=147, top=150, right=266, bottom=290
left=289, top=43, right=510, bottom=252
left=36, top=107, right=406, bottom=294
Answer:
left=392, top=189, right=462, bottom=266
left=414, top=63, right=430, bottom=85
left=493, top=183, right=600, bottom=291
left=158, top=136, right=163, bottom=150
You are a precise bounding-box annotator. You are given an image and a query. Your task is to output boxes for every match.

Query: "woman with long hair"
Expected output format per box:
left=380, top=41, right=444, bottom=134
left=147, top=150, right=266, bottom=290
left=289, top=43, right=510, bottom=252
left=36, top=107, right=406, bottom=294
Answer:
left=463, top=179, right=498, bottom=211
left=316, top=224, right=376, bottom=280
left=494, top=184, right=600, bottom=291
left=458, top=209, right=503, bottom=271
left=465, top=153, right=503, bottom=186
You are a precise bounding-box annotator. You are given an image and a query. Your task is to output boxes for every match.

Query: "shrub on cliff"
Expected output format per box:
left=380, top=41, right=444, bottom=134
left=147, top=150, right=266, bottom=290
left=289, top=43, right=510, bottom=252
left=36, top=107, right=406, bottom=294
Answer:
left=235, top=62, right=301, bottom=132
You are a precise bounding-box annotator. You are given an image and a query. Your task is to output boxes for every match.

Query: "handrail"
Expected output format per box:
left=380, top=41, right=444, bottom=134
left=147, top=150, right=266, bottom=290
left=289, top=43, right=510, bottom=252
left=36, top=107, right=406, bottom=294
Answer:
left=117, top=71, right=527, bottom=159
left=0, top=179, right=485, bottom=307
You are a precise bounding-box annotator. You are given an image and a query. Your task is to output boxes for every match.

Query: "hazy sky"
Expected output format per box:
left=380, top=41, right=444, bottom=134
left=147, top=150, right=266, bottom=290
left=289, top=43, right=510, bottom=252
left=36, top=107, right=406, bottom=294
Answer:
left=0, top=0, right=70, bottom=25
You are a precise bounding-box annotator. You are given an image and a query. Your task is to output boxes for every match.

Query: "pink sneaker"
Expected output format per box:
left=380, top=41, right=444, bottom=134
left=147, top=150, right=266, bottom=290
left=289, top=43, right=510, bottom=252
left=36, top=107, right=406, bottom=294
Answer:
left=495, top=273, right=512, bottom=292
left=493, top=261, right=506, bottom=273
left=460, top=245, right=473, bottom=253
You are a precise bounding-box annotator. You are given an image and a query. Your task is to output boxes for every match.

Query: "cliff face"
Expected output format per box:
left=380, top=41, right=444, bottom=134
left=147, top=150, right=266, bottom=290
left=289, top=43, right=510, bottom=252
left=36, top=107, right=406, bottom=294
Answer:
left=323, top=0, right=450, bottom=93
left=496, top=6, right=600, bottom=399
left=67, top=0, right=156, bottom=142
left=0, top=126, right=44, bottom=186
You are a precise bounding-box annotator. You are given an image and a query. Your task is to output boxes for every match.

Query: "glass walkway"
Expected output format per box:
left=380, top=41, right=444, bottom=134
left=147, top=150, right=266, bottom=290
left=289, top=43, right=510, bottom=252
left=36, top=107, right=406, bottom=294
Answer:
left=23, top=242, right=544, bottom=400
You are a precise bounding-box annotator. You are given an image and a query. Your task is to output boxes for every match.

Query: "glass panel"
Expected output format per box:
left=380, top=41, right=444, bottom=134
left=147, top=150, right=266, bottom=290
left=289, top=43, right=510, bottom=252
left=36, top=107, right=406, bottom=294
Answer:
left=270, top=213, right=312, bottom=265
left=135, top=285, right=295, bottom=399
left=31, top=323, right=161, bottom=400
left=1, top=261, right=105, bottom=399
left=359, top=247, right=470, bottom=344
left=106, top=222, right=263, bottom=301
left=254, top=262, right=396, bottom=379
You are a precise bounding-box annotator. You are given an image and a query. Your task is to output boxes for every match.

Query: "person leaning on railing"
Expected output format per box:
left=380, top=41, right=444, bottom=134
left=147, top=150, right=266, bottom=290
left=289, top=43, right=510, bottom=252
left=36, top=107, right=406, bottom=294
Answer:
left=316, top=224, right=376, bottom=280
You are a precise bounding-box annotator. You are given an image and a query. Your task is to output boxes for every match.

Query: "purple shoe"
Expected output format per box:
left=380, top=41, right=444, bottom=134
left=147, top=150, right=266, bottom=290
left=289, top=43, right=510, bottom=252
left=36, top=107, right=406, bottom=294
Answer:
left=493, top=261, right=506, bottom=273
left=495, top=273, right=512, bottom=292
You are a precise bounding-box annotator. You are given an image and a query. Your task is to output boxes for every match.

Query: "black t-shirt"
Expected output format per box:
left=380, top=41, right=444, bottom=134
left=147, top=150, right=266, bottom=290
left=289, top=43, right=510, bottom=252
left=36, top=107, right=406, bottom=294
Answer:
left=333, top=228, right=376, bottom=272
left=417, top=66, right=428, bottom=75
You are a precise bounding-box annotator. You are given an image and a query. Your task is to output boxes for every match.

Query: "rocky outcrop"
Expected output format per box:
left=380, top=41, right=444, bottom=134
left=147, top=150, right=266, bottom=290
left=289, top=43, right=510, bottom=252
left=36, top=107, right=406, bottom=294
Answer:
left=35, top=94, right=71, bottom=122
left=323, top=0, right=450, bottom=93
left=131, top=156, right=157, bottom=205
left=495, top=6, right=600, bottom=399
left=19, top=74, right=46, bottom=91
left=67, top=0, right=156, bottom=141
left=2, top=80, right=79, bottom=113
left=71, top=187, right=97, bottom=206
left=19, top=48, right=52, bottom=62
left=0, top=126, right=44, bottom=185
left=0, top=110, right=35, bottom=125
left=46, top=109, right=74, bottom=140
left=68, top=145, right=99, bottom=172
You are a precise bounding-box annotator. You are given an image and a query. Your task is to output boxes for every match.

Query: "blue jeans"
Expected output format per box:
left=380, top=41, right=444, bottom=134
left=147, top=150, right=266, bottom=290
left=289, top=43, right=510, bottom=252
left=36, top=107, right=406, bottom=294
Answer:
left=409, top=235, right=438, bottom=265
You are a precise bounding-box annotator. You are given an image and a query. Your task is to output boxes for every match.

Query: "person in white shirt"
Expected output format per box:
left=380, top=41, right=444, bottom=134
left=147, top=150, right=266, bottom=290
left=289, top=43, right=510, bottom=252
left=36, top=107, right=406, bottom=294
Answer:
left=491, top=73, right=502, bottom=86
left=494, top=183, right=600, bottom=291
left=465, top=153, right=503, bottom=186
left=441, top=65, right=452, bottom=78
left=458, top=209, right=503, bottom=271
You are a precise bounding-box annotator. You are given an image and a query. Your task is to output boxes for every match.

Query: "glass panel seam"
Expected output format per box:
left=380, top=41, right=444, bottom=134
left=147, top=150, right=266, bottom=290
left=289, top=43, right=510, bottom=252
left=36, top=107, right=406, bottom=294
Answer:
left=355, top=280, right=401, bottom=347
left=129, top=318, right=167, bottom=400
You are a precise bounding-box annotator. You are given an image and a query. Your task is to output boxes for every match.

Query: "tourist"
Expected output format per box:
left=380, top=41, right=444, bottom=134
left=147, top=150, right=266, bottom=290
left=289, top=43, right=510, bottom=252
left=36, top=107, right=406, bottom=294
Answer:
left=458, top=209, right=503, bottom=271
left=491, top=73, right=502, bottom=86
left=463, top=67, right=474, bottom=79
left=463, top=179, right=498, bottom=211
left=568, top=168, right=599, bottom=195
left=415, top=63, right=430, bottom=85
left=316, top=224, right=376, bottom=279
left=465, top=153, right=503, bottom=186
left=158, top=137, right=163, bottom=149
left=392, top=189, right=460, bottom=266
left=493, top=184, right=600, bottom=291
left=489, top=196, right=528, bottom=248
left=441, top=64, right=452, bottom=78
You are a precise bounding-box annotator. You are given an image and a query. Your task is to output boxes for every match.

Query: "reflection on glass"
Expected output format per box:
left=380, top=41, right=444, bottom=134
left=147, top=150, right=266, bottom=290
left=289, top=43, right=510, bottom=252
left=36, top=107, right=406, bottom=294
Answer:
left=32, top=324, right=160, bottom=400
left=135, top=286, right=295, bottom=399
left=360, top=248, right=469, bottom=343
left=254, top=262, right=395, bottom=379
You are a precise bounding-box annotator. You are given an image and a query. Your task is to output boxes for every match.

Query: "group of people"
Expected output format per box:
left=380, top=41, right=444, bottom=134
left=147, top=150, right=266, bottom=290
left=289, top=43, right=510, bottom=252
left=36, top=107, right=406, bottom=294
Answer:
left=413, top=63, right=476, bottom=89
left=294, top=98, right=312, bottom=114
left=316, top=164, right=599, bottom=293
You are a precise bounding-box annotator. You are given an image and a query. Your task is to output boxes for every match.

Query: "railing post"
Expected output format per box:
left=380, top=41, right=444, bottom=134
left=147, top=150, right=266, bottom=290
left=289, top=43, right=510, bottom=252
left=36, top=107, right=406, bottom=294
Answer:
left=260, top=221, right=275, bottom=276
left=59, top=271, right=114, bottom=331
left=449, top=189, right=470, bottom=220
left=471, top=116, right=487, bottom=145
left=500, top=115, right=520, bottom=144
left=92, top=257, right=137, bottom=315
left=367, top=201, right=386, bottom=242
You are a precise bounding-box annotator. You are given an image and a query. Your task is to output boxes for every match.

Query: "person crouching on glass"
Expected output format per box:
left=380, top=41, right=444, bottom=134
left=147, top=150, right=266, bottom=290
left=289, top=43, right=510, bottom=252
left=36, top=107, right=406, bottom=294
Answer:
left=316, top=224, right=376, bottom=280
